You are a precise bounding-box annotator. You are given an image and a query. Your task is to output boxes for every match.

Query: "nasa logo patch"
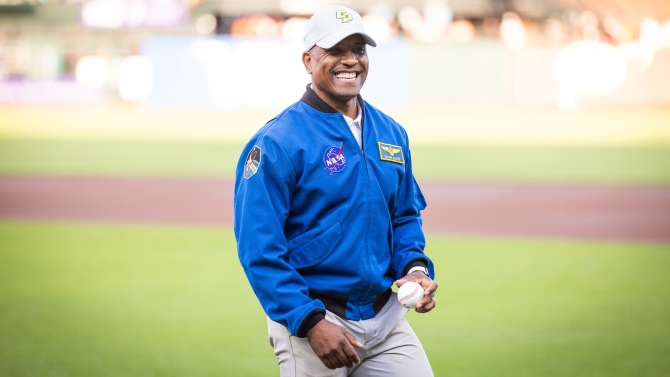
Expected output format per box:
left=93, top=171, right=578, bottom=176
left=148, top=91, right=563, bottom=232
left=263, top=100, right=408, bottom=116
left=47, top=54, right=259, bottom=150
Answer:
left=243, top=146, right=261, bottom=179
left=323, top=142, right=346, bottom=175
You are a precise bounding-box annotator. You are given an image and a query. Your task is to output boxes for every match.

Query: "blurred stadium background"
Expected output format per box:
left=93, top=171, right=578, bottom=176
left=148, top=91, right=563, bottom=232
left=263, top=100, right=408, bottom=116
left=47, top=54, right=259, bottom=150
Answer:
left=1, top=0, right=669, bottom=376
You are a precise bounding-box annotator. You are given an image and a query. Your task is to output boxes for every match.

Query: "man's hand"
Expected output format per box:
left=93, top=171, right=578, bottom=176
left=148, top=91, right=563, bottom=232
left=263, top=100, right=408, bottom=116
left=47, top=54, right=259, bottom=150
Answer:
left=306, top=319, right=363, bottom=369
left=395, top=271, right=438, bottom=313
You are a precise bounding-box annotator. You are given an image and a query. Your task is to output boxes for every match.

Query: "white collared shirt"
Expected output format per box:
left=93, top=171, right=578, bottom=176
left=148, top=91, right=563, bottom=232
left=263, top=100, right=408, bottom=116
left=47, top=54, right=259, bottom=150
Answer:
left=342, top=103, right=362, bottom=149
left=310, top=84, right=362, bottom=149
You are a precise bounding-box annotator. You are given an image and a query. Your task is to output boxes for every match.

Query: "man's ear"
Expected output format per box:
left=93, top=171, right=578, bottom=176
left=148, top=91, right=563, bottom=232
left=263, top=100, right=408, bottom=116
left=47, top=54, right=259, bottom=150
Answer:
left=302, top=52, right=312, bottom=74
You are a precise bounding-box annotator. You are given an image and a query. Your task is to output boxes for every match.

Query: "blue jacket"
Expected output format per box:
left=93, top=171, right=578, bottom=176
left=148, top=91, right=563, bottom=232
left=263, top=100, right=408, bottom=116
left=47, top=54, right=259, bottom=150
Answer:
left=234, top=87, right=434, bottom=337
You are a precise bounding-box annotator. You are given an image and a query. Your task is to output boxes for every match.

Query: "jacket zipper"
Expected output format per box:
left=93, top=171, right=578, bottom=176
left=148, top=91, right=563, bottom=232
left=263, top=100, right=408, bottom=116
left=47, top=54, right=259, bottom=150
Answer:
left=360, top=110, right=377, bottom=316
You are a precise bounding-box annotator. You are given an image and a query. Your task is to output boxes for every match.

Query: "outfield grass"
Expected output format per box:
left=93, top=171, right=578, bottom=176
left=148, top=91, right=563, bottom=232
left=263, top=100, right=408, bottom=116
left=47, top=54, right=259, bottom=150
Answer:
left=0, top=222, right=275, bottom=377
left=1, top=221, right=668, bottom=376
left=2, top=104, right=669, bottom=145
left=1, top=139, right=670, bottom=184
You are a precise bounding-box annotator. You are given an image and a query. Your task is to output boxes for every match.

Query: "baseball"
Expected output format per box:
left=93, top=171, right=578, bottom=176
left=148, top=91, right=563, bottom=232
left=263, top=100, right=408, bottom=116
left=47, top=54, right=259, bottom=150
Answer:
left=397, top=281, right=425, bottom=308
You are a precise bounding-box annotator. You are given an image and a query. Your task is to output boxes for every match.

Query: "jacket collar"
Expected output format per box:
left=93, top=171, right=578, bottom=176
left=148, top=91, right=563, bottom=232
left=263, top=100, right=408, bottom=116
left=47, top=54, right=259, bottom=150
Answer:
left=300, top=84, right=364, bottom=115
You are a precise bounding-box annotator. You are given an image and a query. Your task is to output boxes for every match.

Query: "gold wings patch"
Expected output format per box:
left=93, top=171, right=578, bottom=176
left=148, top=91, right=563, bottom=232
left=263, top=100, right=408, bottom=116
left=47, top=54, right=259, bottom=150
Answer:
left=378, top=142, right=405, bottom=164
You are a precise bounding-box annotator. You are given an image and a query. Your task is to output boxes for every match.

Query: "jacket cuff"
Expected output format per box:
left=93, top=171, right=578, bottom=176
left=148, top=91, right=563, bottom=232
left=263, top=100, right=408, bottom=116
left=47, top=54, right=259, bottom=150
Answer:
left=296, top=310, right=326, bottom=338
left=401, top=258, right=428, bottom=277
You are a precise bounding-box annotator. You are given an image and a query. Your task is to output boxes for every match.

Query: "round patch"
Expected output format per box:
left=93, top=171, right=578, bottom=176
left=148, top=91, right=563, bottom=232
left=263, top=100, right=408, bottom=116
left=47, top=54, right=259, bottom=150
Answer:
left=323, top=143, right=346, bottom=175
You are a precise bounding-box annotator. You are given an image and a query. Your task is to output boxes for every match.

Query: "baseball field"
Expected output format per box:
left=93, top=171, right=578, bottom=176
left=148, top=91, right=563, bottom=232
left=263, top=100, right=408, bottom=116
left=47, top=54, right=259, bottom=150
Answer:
left=1, top=104, right=670, bottom=376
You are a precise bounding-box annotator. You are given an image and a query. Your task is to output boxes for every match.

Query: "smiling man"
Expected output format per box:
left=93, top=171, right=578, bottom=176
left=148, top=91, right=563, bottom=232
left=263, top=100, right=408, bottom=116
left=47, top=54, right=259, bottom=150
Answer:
left=234, top=5, right=437, bottom=376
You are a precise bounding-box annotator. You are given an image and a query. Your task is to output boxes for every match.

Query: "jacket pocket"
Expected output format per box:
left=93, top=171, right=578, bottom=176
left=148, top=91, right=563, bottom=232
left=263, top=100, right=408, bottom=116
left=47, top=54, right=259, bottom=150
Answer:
left=287, top=222, right=342, bottom=269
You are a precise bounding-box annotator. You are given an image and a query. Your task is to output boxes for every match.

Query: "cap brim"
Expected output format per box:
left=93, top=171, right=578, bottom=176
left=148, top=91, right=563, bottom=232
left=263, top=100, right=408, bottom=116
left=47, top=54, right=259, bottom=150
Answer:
left=315, top=30, right=377, bottom=50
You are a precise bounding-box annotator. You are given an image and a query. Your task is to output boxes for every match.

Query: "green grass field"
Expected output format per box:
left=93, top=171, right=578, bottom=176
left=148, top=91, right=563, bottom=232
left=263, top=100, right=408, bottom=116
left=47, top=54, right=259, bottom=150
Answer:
left=1, top=222, right=668, bottom=376
left=1, top=139, right=670, bottom=183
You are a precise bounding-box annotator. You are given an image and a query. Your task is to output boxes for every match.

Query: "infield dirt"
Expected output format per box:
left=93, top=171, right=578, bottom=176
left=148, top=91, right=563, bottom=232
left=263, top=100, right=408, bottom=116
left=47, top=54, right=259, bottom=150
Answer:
left=1, top=176, right=668, bottom=243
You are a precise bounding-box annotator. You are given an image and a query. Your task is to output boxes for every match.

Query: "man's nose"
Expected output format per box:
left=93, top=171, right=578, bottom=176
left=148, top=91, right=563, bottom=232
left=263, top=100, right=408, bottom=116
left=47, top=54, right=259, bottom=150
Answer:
left=341, top=50, right=358, bottom=66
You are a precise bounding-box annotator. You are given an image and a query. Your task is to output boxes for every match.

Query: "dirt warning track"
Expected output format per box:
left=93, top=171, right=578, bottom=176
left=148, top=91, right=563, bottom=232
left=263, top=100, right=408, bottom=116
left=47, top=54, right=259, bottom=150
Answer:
left=1, top=176, right=669, bottom=243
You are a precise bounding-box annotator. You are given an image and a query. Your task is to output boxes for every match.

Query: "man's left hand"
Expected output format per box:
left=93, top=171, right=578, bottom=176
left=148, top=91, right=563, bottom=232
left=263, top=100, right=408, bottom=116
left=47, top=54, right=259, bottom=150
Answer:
left=395, top=271, right=437, bottom=313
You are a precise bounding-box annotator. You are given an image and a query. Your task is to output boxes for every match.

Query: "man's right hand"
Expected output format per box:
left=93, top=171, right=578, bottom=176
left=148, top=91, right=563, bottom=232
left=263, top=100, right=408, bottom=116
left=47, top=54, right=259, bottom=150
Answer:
left=306, top=319, right=363, bottom=369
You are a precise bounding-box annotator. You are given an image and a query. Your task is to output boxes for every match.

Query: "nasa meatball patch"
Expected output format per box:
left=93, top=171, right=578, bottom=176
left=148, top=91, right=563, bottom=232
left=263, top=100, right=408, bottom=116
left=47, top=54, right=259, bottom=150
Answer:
left=243, top=146, right=261, bottom=179
left=323, top=142, right=346, bottom=175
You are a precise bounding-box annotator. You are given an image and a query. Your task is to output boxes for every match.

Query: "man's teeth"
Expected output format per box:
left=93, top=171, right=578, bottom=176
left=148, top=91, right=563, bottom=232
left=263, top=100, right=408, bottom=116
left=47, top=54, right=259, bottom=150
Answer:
left=336, top=72, right=356, bottom=79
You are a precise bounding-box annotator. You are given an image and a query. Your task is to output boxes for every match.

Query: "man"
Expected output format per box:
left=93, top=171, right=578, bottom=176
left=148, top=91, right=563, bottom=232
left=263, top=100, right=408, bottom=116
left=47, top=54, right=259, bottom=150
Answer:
left=234, top=5, right=437, bottom=376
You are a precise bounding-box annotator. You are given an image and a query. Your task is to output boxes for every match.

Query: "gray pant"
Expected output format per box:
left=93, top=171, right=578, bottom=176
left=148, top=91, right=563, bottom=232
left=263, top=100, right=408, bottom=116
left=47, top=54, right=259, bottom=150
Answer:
left=267, top=292, right=434, bottom=377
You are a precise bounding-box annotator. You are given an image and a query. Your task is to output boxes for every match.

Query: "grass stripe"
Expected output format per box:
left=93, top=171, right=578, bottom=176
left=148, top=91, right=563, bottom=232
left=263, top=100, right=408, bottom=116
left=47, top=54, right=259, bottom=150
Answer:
left=2, top=139, right=670, bottom=183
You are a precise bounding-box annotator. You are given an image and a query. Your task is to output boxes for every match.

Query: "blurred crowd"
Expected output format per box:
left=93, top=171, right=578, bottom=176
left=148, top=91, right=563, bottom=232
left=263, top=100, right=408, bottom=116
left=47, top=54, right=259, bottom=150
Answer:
left=0, top=0, right=669, bottom=106
left=225, top=2, right=670, bottom=49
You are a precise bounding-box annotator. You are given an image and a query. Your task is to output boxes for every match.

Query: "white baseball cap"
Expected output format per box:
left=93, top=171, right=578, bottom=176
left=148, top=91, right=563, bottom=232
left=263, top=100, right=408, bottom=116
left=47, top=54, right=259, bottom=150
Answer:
left=303, top=5, right=377, bottom=52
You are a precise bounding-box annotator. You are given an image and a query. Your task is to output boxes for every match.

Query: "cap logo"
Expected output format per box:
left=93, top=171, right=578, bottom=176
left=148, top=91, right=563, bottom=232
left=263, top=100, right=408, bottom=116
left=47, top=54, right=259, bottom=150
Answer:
left=336, top=10, right=353, bottom=23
